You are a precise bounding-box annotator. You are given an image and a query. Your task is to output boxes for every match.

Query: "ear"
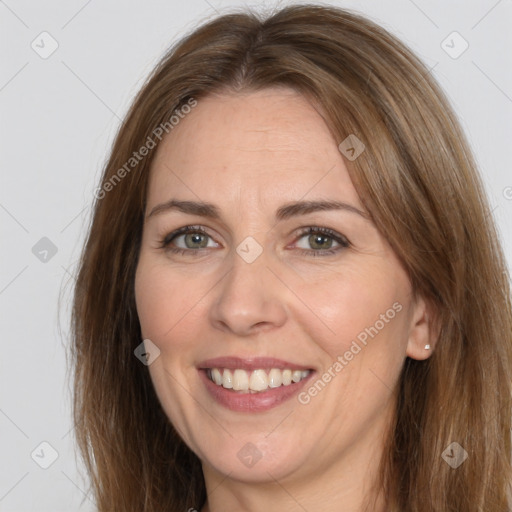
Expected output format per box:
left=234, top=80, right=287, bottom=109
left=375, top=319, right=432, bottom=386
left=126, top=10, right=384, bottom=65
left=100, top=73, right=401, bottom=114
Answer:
left=405, top=295, right=440, bottom=361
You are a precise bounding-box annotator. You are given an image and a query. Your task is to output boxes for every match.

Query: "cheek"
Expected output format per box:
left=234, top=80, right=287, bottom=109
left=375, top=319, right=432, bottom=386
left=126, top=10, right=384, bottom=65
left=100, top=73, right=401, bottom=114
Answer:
left=134, top=258, right=212, bottom=354
left=294, top=262, right=406, bottom=353
left=135, top=259, right=187, bottom=340
left=135, top=262, right=169, bottom=338
left=293, top=264, right=410, bottom=419
left=135, top=259, right=207, bottom=439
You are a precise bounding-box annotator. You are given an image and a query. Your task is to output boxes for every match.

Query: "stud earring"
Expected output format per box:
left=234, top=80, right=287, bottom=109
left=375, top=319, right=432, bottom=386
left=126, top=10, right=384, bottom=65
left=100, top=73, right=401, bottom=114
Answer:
left=424, top=344, right=431, bottom=350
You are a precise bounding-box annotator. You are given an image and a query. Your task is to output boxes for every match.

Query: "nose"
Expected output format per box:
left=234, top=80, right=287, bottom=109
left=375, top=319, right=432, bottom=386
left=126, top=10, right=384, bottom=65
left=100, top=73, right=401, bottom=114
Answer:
left=208, top=249, right=288, bottom=337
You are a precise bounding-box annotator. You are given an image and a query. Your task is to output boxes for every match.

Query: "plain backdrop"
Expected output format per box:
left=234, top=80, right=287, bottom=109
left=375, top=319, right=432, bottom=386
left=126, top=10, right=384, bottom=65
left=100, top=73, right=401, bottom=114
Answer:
left=1, top=0, right=511, bottom=510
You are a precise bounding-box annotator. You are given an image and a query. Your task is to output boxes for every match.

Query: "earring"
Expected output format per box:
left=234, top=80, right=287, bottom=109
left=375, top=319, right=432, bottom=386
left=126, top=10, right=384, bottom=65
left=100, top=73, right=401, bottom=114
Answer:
left=424, top=344, right=431, bottom=350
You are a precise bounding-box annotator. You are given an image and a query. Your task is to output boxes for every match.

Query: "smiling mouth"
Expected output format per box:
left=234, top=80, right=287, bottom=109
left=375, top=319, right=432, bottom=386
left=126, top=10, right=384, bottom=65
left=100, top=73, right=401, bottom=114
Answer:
left=206, top=368, right=312, bottom=393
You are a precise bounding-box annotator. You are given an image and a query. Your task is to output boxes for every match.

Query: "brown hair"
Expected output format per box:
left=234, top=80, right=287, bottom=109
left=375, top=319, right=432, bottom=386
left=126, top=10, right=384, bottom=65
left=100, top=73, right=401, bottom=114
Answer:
left=70, top=4, right=512, bottom=511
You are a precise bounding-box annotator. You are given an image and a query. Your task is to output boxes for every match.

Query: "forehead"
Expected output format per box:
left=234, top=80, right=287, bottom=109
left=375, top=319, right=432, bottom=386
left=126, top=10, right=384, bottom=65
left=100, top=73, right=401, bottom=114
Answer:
left=147, top=88, right=362, bottom=212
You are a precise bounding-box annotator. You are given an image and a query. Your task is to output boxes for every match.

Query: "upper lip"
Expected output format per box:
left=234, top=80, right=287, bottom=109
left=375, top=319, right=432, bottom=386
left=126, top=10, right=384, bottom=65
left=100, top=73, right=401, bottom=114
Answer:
left=197, top=356, right=313, bottom=371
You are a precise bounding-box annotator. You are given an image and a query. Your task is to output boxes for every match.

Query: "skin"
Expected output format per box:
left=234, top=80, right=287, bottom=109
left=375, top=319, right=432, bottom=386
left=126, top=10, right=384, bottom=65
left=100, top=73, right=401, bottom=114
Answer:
left=134, top=88, right=437, bottom=512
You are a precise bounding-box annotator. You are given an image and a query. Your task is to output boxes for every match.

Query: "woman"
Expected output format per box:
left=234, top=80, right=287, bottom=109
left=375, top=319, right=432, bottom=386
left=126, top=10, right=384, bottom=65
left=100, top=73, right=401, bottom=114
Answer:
left=71, top=4, right=512, bottom=511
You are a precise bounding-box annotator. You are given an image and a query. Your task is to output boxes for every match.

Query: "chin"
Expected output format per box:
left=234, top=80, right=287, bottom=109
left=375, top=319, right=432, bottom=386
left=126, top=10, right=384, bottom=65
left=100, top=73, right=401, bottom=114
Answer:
left=196, top=433, right=313, bottom=483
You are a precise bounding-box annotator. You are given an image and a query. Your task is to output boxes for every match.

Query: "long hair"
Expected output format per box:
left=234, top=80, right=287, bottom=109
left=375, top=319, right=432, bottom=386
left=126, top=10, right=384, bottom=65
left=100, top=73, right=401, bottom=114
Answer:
left=70, top=5, right=512, bottom=511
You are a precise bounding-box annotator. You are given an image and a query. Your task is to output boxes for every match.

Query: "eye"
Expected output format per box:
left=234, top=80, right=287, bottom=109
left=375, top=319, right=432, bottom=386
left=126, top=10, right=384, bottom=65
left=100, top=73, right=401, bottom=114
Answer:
left=158, top=225, right=350, bottom=258
left=159, top=225, right=219, bottom=255
left=293, top=227, right=350, bottom=256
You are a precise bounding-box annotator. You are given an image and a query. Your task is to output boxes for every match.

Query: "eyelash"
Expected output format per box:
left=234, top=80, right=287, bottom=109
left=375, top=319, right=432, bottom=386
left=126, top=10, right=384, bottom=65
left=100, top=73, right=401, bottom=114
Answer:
left=159, top=225, right=350, bottom=258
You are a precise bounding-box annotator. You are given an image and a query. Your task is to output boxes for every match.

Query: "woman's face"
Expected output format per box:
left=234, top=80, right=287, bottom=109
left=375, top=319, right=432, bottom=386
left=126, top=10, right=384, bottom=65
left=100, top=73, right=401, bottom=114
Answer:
left=135, top=88, right=431, bottom=487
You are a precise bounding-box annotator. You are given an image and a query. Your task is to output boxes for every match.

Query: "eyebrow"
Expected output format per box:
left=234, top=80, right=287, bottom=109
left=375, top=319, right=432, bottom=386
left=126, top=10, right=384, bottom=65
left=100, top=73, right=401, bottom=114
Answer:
left=147, top=199, right=369, bottom=221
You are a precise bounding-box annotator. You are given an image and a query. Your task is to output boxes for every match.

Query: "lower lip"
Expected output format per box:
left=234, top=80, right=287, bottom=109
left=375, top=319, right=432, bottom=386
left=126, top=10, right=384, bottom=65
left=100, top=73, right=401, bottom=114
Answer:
left=199, top=370, right=314, bottom=412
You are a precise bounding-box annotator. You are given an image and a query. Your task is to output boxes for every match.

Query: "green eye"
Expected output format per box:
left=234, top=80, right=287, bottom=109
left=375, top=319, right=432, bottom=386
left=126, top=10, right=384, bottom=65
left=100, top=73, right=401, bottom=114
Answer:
left=160, top=225, right=217, bottom=253
left=180, top=232, right=210, bottom=249
left=160, top=225, right=350, bottom=257
left=304, top=233, right=335, bottom=250
left=294, top=227, right=350, bottom=256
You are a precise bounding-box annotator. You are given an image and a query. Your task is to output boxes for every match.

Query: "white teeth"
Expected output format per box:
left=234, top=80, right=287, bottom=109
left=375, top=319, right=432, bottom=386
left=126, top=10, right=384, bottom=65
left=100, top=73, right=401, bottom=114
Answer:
left=268, top=368, right=282, bottom=388
left=292, top=370, right=302, bottom=383
left=222, top=369, right=233, bottom=389
left=208, top=367, right=311, bottom=393
left=249, top=369, right=268, bottom=391
left=233, top=369, right=249, bottom=391
left=212, top=368, right=223, bottom=385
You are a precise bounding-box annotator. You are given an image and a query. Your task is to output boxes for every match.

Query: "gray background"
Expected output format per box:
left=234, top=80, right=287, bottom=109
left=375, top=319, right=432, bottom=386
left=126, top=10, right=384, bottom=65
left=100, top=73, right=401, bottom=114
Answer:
left=1, top=0, right=511, bottom=510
